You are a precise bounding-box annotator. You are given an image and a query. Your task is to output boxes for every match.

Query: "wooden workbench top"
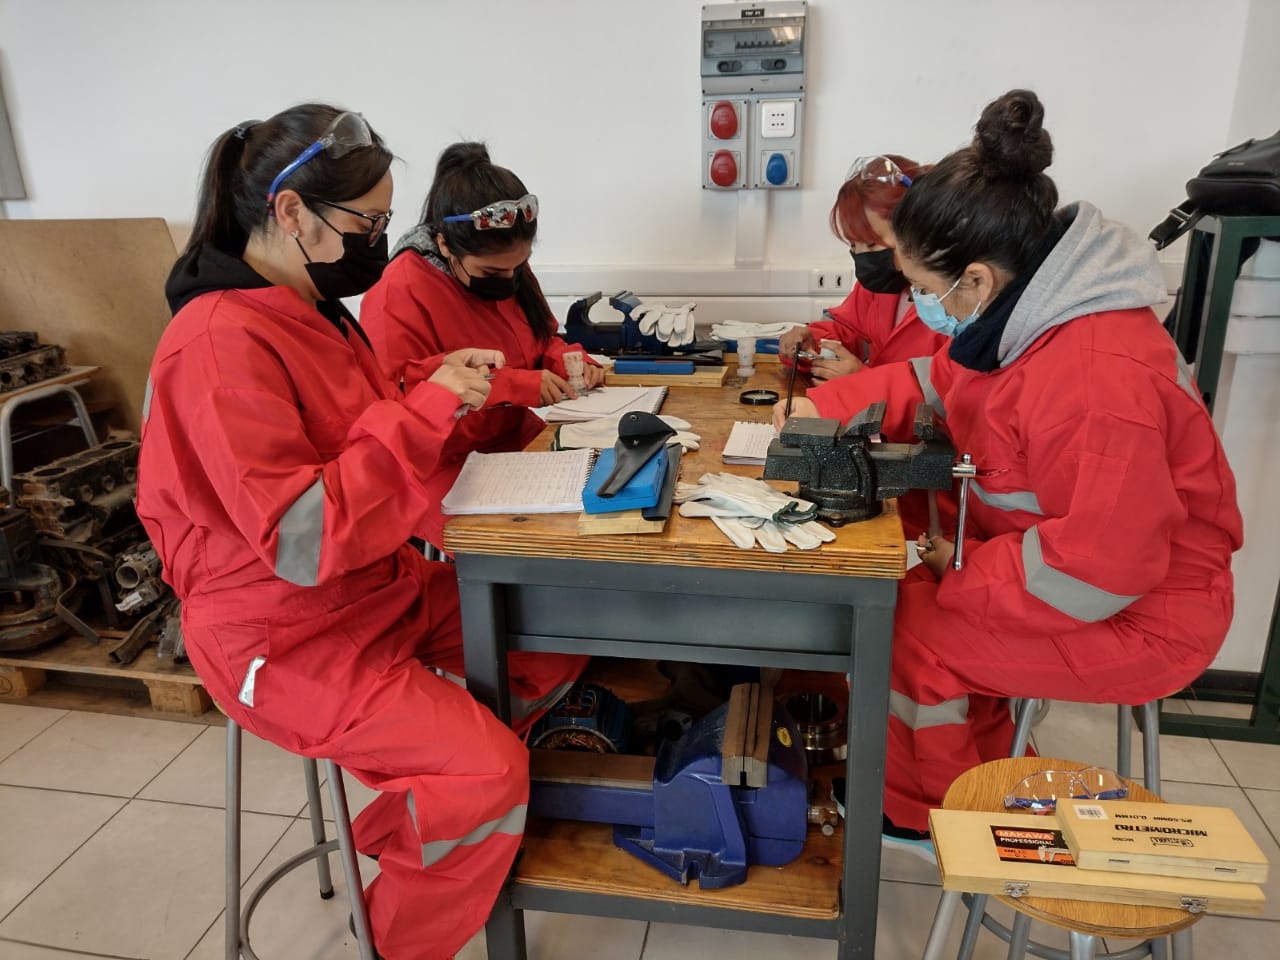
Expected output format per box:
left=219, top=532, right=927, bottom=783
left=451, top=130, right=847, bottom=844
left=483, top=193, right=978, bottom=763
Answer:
left=443, top=376, right=906, bottom=579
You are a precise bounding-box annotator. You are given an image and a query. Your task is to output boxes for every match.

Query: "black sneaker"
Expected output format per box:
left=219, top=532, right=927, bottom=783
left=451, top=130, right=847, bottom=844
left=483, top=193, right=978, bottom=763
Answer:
left=349, top=913, right=384, bottom=960
left=830, top=777, right=936, bottom=864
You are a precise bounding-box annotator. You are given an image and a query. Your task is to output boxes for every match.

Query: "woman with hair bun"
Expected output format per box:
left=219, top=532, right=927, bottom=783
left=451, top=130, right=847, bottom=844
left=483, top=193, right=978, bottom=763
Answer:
left=778, top=90, right=1242, bottom=859
left=361, top=142, right=603, bottom=548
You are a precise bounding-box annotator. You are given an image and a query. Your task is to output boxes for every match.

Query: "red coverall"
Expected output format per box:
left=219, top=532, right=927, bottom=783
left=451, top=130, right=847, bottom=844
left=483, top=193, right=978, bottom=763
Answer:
left=785, top=286, right=952, bottom=539
left=137, top=282, right=584, bottom=959
left=361, top=253, right=595, bottom=547
left=807, top=309, right=1242, bottom=831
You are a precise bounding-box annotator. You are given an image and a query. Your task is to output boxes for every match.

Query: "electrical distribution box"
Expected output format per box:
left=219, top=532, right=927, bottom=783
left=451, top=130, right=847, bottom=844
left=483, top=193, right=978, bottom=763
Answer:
left=701, top=1, right=806, bottom=190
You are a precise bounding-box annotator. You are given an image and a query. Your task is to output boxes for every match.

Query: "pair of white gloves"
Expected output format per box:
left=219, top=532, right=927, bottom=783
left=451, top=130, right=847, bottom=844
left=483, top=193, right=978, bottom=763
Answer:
left=710, top=321, right=798, bottom=343
left=632, top=301, right=697, bottom=347
left=557, top=415, right=701, bottom=451
left=675, top=472, right=836, bottom=552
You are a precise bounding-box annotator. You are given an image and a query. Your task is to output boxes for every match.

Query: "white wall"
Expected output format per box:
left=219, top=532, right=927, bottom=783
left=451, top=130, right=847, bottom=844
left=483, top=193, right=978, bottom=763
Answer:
left=2, top=0, right=1279, bottom=672
left=0, top=0, right=1256, bottom=276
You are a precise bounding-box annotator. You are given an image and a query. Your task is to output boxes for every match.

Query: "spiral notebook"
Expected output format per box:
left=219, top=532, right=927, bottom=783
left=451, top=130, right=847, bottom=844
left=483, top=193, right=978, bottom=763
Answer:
left=441, top=448, right=599, bottom=515
left=539, top=386, right=668, bottom=423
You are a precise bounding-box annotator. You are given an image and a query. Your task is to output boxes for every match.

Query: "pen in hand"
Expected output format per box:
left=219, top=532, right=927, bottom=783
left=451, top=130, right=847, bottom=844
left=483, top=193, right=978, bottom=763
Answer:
left=784, top=344, right=801, bottom=419
left=454, top=373, right=499, bottom=418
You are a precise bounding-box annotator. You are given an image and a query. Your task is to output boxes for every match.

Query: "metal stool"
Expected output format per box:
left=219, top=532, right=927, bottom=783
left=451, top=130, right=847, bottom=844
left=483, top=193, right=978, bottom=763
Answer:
left=224, top=716, right=376, bottom=960
left=926, top=699, right=1187, bottom=960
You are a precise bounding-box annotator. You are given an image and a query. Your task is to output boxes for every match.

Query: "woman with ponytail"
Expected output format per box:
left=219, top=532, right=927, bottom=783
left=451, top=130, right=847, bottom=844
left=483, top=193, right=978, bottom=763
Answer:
left=137, top=105, right=584, bottom=959
left=778, top=90, right=1242, bottom=858
left=361, top=143, right=602, bottom=547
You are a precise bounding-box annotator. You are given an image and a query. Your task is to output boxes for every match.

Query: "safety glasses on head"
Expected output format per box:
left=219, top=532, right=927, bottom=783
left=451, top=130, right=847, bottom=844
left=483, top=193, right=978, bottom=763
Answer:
left=302, top=198, right=393, bottom=247
left=443, top=194, right=539, bottom=231
left=266, top=111, right=375, bottom=208
left=1003, top=766, right=1130, bottom=813
left=846, top=155, right=913, bottom=188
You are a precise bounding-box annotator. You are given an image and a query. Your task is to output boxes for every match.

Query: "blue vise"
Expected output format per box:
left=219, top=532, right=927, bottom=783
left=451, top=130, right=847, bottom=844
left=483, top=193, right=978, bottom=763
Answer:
left=529, top=686, right=808, bottom=889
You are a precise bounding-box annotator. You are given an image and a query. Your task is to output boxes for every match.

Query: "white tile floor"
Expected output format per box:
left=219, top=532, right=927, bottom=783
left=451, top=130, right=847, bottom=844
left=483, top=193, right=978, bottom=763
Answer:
left=0, top=698, right=1277, bottom=959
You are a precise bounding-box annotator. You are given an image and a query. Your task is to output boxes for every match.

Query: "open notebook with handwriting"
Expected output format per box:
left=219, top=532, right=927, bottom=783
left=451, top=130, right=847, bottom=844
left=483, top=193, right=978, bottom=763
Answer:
left=440, top=448, right=598, bottom=515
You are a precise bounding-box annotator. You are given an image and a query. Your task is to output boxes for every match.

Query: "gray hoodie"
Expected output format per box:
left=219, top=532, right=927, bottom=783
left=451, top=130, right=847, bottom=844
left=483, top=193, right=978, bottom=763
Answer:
left=1000, top=201, right=1168, bottom=366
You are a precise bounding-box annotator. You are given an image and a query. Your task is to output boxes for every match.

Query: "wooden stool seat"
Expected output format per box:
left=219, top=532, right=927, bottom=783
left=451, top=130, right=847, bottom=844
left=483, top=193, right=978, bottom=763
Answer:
left=942, top=756, right=1199, bottom=945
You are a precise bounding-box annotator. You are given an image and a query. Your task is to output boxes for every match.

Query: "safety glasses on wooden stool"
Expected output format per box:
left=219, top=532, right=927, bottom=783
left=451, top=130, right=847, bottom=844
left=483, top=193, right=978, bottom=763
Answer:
left=1003, top=765, right=1130, bottom=813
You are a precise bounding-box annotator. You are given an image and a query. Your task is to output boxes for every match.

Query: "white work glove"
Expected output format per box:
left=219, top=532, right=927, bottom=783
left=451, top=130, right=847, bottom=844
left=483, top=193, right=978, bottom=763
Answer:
left=674, top=472, right=836, bottom=552
left=557, top=415, right=701, bottom=451
left=710, top=321, right=797, bottom=342
left=632, top=301, right=698, bottom=347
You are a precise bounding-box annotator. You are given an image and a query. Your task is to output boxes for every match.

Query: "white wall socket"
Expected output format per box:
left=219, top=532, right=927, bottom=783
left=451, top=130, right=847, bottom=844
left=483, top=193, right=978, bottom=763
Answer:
left=759, top=99, right=797, bottom=139
left=810, top=267, right=851, bottom=295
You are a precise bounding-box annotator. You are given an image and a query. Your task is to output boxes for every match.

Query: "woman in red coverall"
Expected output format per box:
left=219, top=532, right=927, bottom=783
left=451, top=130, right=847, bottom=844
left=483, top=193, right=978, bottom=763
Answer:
left=136, top=104, right=584, bottom=959
left=778, top=154, right=951, bottom=539
left=779, top=154, right=947, bottom=381
left=361, top=142, right=604, bottom=548
left=777, top=90, right=1242, bottom=857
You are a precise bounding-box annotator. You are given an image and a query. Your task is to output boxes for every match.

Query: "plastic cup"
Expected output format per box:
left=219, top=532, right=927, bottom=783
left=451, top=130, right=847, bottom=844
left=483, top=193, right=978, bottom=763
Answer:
left=563, top=351, right=587, bottom=393
left=736, top=338, right=757, bottom=378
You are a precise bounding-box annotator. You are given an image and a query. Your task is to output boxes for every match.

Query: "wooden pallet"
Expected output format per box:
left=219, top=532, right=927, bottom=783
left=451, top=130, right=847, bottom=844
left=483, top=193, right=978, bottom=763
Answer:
left=0, top=632, right=211, bottom=716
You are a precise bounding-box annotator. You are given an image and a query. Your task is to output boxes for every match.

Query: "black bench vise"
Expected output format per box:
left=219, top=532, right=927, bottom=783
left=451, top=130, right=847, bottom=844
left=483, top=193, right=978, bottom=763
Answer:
left=763, top=402, right=958, bottom=526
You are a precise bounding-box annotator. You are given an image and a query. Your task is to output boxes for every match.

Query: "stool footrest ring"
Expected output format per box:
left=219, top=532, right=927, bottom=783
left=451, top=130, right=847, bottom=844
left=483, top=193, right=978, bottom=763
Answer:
left=239, top=838, right=342, bottom=960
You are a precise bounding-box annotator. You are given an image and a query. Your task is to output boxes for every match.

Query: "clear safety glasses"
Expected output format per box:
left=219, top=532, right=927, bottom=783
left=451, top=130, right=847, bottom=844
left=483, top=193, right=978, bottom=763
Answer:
left=303, top=198, right=393, bottom=247
left=266, top=112, right=375, bottom=207
left=1003, top=766, right=1130, bottom=813
left=443, top=193, right=539, bottom=231
left=846, top=155, right=913, bottom=188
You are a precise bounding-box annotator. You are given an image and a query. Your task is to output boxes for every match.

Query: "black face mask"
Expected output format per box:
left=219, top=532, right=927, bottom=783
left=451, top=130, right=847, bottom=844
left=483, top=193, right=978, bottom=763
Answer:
left=851, top=248, right=907, bottom=295
left=457, top=259, right=523, bottom=301
left=296, top=230, right=389, bottom=301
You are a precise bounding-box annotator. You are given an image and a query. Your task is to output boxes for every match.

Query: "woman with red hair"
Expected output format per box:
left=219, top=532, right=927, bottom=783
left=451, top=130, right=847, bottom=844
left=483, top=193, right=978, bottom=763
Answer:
left=780, top=155, right=947, bottom=381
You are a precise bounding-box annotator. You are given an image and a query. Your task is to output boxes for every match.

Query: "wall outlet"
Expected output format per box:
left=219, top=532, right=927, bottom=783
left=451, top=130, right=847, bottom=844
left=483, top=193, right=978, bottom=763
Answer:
left=810, top=267, right=851, bottom=295
left=759, top=99, right=797, bottom=139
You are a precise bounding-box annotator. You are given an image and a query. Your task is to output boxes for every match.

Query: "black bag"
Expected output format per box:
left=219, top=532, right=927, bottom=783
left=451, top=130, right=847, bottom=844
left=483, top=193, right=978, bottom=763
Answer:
left=1149, top=130, right=1280, bottom=250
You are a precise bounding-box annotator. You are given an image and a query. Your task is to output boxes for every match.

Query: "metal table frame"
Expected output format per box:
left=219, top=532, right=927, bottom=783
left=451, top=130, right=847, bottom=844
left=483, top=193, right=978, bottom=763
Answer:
left=455, top=552, right=898, bottom=960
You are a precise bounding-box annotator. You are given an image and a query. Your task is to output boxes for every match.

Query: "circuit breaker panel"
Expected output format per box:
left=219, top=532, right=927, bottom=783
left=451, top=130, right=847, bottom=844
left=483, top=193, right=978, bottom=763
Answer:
left=701, top=1, right=806, bottom=190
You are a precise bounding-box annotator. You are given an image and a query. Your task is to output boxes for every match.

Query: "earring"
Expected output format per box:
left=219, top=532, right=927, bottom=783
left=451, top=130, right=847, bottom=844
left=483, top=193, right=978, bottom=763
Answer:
left=290, top=230, right=299, bottom=239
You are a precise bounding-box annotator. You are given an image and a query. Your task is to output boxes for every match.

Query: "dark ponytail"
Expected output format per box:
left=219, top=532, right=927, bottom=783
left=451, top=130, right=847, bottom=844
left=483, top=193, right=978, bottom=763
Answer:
left=893, top=89, right=1058, bottom=279
left=421, top=141, right=554, bottom=341
left=183, top=103, right=393, bottom=258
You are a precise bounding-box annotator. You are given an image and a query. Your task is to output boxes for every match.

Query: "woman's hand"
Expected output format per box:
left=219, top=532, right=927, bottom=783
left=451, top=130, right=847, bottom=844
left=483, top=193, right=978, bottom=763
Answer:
left=444, top=348, right=506, bottom=372
left=582, top=363, right=607, bottom=389
left=778, top=325, right=815, bottom=359
left=540, top=370, right=577, bottom=405
left=430, top=364, right=492, bottom=413
left=916, top=533, right=955, bottom=579
left=809, top=342, right=864, bottom=381
left=773, top=396, right=819, bottom=431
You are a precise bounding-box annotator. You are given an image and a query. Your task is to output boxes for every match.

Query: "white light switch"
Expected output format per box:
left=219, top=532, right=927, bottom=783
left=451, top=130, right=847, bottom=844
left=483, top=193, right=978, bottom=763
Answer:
left=759, top=100, right=796, bottom=139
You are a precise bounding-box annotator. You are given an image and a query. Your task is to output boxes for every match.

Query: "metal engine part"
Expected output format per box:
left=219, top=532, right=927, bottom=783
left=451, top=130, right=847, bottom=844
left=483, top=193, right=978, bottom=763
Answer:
left=114, top=545, right=160, bottom=590
left=783, top=691, right=847, bottom=766
left=0, top=507, right=75, bottom=652
left=0, top=332, right=42, bottom=358
left=15, top=437, right=139, bottom=540
left=530, top=683, right=631, bottom=753
left=0, top=343, right=70, bottom=393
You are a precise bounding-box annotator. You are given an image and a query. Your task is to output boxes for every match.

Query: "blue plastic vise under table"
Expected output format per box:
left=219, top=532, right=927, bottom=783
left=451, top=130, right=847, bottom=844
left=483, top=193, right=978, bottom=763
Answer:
left=529, top=696, right=808, bottom=889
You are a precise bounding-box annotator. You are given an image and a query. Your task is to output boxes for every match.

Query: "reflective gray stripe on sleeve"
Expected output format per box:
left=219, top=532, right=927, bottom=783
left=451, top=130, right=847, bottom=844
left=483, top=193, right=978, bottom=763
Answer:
left=420, top=803, right=527, bottom=868
left=909, top=355, right=945, bottom=419
left=275, top=477, right=325, bottom=586
left=970, top=480, right=1044, bottom=515
left=142, top=377, right=154, bottom=423
left=889, top=690, right=969, bottom=730
left=512, top=679, right=575, bottom=727
left=1022, top=526, right=1138, bottom=623
left=1173, top=351, right=1203, bottom=405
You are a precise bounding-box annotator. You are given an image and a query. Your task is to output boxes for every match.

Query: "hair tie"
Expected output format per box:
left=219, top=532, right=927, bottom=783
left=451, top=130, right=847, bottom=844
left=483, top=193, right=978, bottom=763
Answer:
left=233, top=120, right=260, bottom=140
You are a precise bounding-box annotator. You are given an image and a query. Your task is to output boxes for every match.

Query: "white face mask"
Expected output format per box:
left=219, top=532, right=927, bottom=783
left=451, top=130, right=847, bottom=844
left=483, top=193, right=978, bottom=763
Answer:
left=911, top=277, right=982, bottom=338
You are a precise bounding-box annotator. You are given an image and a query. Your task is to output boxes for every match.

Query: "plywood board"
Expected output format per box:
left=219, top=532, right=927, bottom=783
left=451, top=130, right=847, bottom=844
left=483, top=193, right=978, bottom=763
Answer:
left=605, top=365, right=729, bottom=388
left=0, top=218, right=176, bottom=431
